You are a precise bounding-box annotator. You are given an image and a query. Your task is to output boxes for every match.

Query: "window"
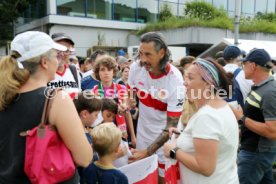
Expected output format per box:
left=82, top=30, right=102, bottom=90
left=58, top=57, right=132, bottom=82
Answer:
left=241, top=0, right=254, bottom=16
left=138, top=0, right=158, bottom=23
left=87, top=0, right=112, bottom=19
left=267, top=0, right=276, bottom=13
left=255, top=0, right=268, bottom=13
left=213, top=0, right=227, bottom=10
left=228, top=0, right=235, bottom=16
left=57, top=0, right=85, bottom=17
left=19, top=0, right=47, bottom=24
left=113, top=0, right=136, bottom=22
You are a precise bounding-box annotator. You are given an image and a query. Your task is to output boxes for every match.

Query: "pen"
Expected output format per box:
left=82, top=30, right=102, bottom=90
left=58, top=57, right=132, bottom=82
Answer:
left=162, top=129, right=181, bottom=135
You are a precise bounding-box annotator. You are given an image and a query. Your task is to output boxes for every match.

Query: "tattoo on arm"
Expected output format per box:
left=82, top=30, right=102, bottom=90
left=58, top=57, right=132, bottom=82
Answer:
left=146, top=115, right=180, bottom=156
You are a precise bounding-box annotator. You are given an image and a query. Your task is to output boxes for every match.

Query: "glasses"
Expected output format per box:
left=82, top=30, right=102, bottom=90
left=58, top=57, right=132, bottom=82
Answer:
left=57, top=49, right=72, bottom=56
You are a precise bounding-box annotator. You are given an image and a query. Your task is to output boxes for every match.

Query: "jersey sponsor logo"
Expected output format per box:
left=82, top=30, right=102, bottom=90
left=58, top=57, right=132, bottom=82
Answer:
left=47, top=80, right=78, bottom=88
left=138, top=81, right=144, bottom=86
left=176, top=99, right=184, bottom=107
left=157, top=89, right=167, bottom=100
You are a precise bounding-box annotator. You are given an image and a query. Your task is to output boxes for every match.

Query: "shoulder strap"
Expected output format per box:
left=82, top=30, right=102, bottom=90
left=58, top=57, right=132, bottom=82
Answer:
left=39, top=88, right=62, bottom=128
left=69, top=64, right=79, bottom=87
left=233, top=68, right=242, bottom=78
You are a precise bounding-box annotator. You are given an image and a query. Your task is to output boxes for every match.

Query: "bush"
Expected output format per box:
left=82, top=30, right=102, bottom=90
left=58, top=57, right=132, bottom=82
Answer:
left=184, top=1, right=224, bottom=20
left=135, top=1, right=276, bottom=35
left=255, top=12, right=276, bottom=23
left=159, top=3, right=173, bottom=22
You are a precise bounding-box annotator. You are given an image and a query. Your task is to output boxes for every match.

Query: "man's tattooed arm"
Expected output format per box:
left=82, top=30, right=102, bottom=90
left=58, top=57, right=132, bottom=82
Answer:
left=146, top=115, right=180, bottom=156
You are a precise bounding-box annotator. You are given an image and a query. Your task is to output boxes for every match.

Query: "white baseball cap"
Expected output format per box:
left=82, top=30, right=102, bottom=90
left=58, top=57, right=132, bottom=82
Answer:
left=11, top=31, right=67, bottom=64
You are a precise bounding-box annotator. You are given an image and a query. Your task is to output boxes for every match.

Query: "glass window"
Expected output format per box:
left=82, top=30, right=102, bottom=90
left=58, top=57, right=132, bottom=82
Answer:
left=203, top=0, right=213, bottom=5
left=138, top=0, right=158, bottom=23
left=228, top=0, right=235, bottom=12
left=178, top=4, right=185, bottom=17
left=113, top=0, right=136, bottom=22
left=256, top=0, right=267, bottom=13
left=57, top=0, right=85, bottom=17
left=213, top=0, right=227, bottom=10
left=159, top=1, right=178, bottom=16
left=267, top=0, right=276, bottom=13
left=19, top=0, right=47, bottom=24
left=241, top=0, right=254, bottom=16
left=163, top=0, right=178, bottom=2
left=228, top=0, right=239, bottom=17
left=87, top=0, right=112, bottom=19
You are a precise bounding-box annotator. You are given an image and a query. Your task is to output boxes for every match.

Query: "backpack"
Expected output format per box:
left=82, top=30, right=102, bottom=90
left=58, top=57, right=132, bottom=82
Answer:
left=68, top=64, right=79, bottom=87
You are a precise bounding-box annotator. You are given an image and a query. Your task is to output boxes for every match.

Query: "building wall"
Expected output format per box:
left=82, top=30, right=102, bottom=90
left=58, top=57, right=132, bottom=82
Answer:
left=49, top=25, right=131, bottom=57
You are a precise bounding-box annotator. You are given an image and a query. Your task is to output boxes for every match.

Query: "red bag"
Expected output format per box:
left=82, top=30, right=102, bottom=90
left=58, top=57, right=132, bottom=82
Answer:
left=164, top=159, right=180, bottom=184
left=164, top=134, right=181, bottom=184
left=20, top=89, right=75, bottom=184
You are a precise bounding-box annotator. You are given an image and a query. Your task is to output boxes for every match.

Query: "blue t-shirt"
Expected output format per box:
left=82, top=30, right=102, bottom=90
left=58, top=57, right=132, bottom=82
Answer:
left=81, top=75, right=100, bottom=91
left=82, top=162, right=128, bottom=184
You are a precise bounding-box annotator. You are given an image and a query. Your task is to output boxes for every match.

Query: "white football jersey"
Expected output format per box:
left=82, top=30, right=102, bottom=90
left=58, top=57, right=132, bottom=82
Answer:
left=128, top=62, right=185, bottom=141
left=47, top=65, right=80, bottom=98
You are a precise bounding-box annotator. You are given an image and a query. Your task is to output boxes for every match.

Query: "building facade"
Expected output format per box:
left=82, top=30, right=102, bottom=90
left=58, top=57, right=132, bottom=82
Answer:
left=15, top=0, right=276, bottom=57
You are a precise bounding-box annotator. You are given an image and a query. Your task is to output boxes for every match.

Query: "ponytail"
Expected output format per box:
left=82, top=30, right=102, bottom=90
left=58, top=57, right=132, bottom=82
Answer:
left=0, top=49, right=54, bottom=111
left=0, top=53, right=30, bottom=111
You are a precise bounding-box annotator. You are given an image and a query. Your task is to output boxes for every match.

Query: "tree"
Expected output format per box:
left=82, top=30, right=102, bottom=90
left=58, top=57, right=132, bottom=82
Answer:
left=0, top=0, right=36, bottom=46
left=159, top=3, right=173, bottom=22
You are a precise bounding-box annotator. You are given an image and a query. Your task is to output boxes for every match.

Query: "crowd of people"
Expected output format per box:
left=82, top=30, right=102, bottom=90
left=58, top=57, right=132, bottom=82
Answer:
left=1, top=30, right=276, bottom=184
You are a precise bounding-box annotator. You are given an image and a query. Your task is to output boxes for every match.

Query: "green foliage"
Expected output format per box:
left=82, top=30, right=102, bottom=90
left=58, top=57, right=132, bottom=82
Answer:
left=136, top=1, right=231, bottom=35
left=136, top=16, right=233, bottom=35
left=184, top=1, right=227, bottom=20
left=240, top=18, right=276, bottom=34
left=136, top=1, right=276, bottom=35
left=159, top=3, right=173, bottom=22
left=255, top=12, right=276, bottom=23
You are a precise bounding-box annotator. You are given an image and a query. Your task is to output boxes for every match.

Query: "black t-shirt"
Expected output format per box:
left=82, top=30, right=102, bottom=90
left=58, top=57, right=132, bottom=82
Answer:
left=241, top=77, right=276, bottom=152
left=0, top=87, right=79, bottom=184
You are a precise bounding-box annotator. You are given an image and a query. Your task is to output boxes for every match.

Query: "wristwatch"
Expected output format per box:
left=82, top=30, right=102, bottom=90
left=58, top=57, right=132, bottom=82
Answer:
left=238, top=115, right=246, bottom=125
left=170, top=147, right=180, bottom=159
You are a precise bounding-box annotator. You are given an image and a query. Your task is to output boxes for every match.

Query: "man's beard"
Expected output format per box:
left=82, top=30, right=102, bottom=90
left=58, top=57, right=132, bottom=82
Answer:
left=141, top=62, right=152, bottom=71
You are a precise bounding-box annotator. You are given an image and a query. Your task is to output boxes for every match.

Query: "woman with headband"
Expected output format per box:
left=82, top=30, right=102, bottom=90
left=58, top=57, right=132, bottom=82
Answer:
left=164, top=58, right=239, bottom=184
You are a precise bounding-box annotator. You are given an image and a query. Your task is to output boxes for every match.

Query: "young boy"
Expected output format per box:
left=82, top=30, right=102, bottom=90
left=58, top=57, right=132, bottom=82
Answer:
left=101, top=98, right=130, bottom=168
left=82, top=123, right=129, bottom=184
left=73, top=91, right=102, bottom=184
left=73, top=91, right=102, bottom=143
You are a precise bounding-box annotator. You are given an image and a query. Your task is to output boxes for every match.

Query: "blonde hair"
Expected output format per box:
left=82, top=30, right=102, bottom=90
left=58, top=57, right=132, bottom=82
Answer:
left=0, top=50, right=54, bottom=111
left=91, top=123, right=122, bottom=157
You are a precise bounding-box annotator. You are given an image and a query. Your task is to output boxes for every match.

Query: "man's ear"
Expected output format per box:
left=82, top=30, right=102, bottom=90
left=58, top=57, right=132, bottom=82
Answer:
left=158, top=48, right=165, bottom=59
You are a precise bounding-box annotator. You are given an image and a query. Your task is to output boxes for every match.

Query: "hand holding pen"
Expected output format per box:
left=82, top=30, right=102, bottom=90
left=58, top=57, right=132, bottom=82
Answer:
left=163, top=127, right=181, bottom=138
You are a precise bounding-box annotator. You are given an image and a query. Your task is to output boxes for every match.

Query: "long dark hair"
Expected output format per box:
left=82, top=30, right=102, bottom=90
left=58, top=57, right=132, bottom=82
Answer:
left=140, top=32, right=170, bottom=73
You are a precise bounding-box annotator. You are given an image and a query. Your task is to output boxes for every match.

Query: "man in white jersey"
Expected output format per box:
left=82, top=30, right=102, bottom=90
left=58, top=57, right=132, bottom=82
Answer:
left=47, top=33, right=81, bottom=98
left=127, top=32, right=185, bottom=183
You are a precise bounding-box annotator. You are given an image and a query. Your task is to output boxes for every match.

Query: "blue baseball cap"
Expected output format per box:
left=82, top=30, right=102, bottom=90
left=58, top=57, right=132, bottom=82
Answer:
left=223, top=45, right=241, bottom=60
left=242, top=49, right=272, bottom=68
left=118, top=49, right=125, bottom=56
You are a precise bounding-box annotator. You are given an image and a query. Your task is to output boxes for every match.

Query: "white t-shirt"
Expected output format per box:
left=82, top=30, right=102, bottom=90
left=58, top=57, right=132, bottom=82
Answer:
left=48, top=65, right=80, bottom=98
left=128, top=62, right=185, bottom=142
left=83, top=70, right=93, bottom=78
left=224, top=64, right=253, bottom=103
left=176, top=105, right=239, bottom=184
